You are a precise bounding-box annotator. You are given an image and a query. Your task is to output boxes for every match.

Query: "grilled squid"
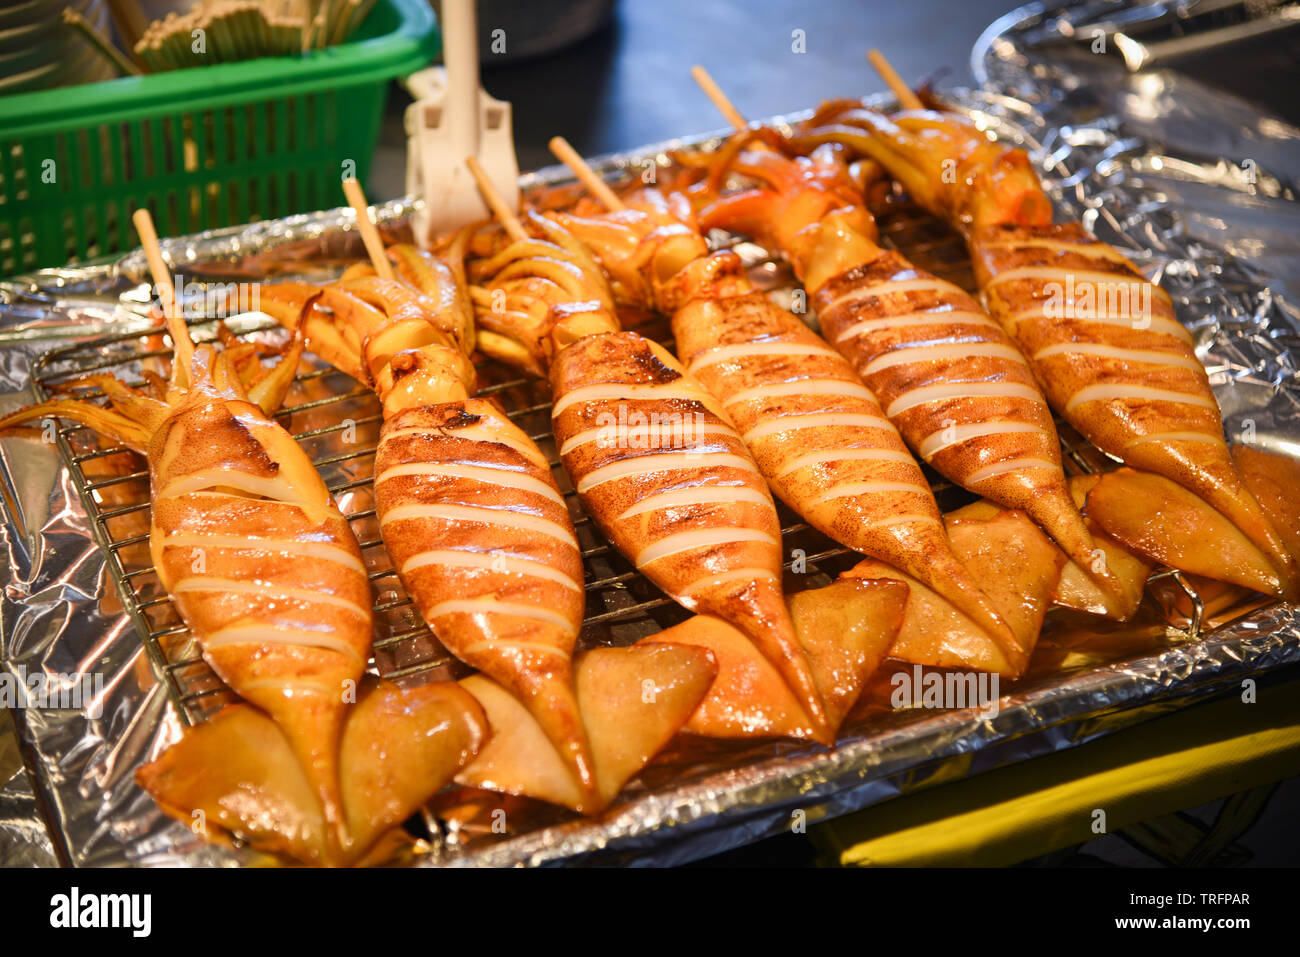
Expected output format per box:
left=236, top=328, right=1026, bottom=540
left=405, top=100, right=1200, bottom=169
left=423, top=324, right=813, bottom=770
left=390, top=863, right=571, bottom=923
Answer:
left=0, top=313, right=371, bottom=847
left=553, top=181, right=1022, bottom=652
left=793, top=105, right=1300, bottom=599
left=261, top=240, right=600, bottom=810
left=467, top=212, right=830, bottom=740
left=677, top=133, right=1128, bottom=619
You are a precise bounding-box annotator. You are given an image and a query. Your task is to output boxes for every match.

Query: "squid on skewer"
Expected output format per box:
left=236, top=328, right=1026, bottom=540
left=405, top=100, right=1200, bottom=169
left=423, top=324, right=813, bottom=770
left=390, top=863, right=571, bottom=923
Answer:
left=676, top=129, right=1130, bottom=622
left=260, top=236, right=601, bottom=810
left=792, top=96, right=1299, bottom=598
left=465, top=208, right=831, bottom=740
left=546, top=147, right=1022, bottom=658
left=0, top=309, right=371, bottom=849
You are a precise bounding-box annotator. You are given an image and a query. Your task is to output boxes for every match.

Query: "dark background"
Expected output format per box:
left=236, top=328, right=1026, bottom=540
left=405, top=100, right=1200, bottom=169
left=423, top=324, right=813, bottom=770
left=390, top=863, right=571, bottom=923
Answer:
left=369, top=0, right=1018, bottom=196
left=480, top=0, right=1018, bottom=167
left=371, top=0, right=1300, bottom=198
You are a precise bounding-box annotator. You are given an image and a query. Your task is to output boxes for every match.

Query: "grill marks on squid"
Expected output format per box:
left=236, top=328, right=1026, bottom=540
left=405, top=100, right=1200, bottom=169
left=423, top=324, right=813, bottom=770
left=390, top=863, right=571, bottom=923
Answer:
left=814, top=252, right=1062, bottom=489
left=469, top=217, right=833, bottom=736
left=549, top=330, right=829, bottom=734
left=375, top=401, right=585, bottom=655
left=670, top=289, right=1021, bottom=656
left=806, top=248, right=1133, bottom=611
left=972, top=224, right=1223, bottom=447
left=150, top=398, right=372, bottom=669
left=675, top=294, right=940, bottom=527
left=264, top=259, right=604, bottom=808
left=552, top=333, right=782, bottom=576
left=971, top=223, right=1300, bottom=594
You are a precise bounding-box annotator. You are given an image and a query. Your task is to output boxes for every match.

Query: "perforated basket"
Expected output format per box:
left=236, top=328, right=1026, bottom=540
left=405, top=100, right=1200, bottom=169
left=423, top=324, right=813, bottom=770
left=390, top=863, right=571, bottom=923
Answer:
left=0, top=0, right=438, bottom=276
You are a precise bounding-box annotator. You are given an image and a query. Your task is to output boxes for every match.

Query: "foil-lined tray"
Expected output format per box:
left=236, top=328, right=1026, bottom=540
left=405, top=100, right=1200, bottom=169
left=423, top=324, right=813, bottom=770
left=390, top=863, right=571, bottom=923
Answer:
left=2, top=0, right=1299, bottom=867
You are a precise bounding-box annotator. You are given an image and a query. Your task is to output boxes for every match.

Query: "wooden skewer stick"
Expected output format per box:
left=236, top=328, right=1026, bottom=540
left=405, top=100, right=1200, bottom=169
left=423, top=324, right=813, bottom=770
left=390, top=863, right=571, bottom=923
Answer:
left=341, top=177, right=396, bottom=280
left=691, top=65, right=785, bottom=157
left=690, top=65, right=748, bottom=130
left=465, top=156, right=528, bottom=242
left=866, top=49, right=923, bottom=110
left=548, top=137, right=625, bottom=212
left=132, top=208, right=194, bottom=370
left=132, top=208, right=175, bottom=320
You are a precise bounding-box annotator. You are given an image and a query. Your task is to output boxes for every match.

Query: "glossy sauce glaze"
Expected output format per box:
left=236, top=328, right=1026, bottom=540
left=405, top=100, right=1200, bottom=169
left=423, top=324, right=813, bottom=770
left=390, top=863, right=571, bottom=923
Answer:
left=262, top=258, right=599, bottom=806
left=972, top=222, right=1299, bottom=597
left=560, top=189, right=1024, bottom=647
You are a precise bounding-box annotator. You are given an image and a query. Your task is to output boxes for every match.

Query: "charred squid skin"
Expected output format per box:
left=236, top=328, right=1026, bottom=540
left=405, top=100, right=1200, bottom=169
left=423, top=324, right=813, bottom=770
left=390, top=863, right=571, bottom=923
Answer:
left=549, top=330, right=832, bottom=740
left=799, top=104, right=1299, bottom=598
left=0, top=341, right=377, bottom=855
left=373, top=398, right=599, bottom=804
left=553, top=186, right=1027, bottom=646
left=811, top=249, right=1130, bottom=609
left=671, top=288, right=1023, bottom=651
left=263, top=272, right=602, bottom=807
left=971, top=222, right=1300, bottom=598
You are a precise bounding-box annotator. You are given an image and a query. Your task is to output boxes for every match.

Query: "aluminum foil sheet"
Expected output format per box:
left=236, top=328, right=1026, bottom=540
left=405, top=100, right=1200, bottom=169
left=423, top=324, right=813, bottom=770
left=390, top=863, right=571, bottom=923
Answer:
left=2, top=0, right=1299, bottom=867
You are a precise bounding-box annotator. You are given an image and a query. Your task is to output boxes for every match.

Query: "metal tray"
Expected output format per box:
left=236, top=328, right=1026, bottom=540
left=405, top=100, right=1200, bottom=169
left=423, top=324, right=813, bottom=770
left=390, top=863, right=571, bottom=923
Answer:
left=1, top=0, right=1298, bottom=867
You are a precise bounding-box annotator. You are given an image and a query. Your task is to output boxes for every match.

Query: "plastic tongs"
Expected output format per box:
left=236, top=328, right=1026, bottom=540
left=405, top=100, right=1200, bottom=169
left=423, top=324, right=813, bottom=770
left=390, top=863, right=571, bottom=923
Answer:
left=403, top=0, right=519, bottom=245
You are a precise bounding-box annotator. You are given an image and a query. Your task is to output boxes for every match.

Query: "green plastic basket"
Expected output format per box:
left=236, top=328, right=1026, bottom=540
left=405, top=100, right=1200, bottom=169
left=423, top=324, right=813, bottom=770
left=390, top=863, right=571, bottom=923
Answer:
left=0, top=0, right=439, bottom=276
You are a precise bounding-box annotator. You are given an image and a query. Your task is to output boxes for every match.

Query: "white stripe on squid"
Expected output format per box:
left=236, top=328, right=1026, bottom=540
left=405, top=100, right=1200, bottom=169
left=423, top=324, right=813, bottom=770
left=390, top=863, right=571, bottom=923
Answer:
left=977, top=238, right=1131, bottom=261
left=550, top=381, right=728, bottom=421
left=722, top=378, right=874, bottom=406
left=833, top=310, right=999, bottom=344
left=156, top=470, right=320, bottom=507
left=1064, top=383, right=1218, bottom=414
left=964, top=456, right=1060, bottom=486
left=636, top=528, right=776, bottom=567
left=381, top=503, right=578, bottom=546
left=170, top=577, right=369, bottom=617
left=375, top=463, right=565, bottom=506
left=205, top=624, right=365, bottom=661
left=743, top=412, right=890, bottom=444
left=687, top=341, right=842, bottom=372
left=1003, top=307, right=1191, bottom=342
left=918, top=422, right=1046, bottom=459
left=157, top=534, right=365, bottom=574
left=774, top=447, right=918, bottom=478
left=986, top=266, right=1152, bottom=288
left=885, top=381, right=1046, bottom=417
left=616, top=484, right=772, bottom=521
left=862, top=342, right=1028, bottom=376
left=401, top=549, right=581, bottom=591
left=681, top=567, right=780, bottom=594
left=427, top=598, right=578, bottom=636
left=558, top=422, right=735, bottom=457
left=576, top=451, right=758, bottom=494
left=1124, top=431, right=1226, bottom=449
left=805, top=481, right=930, bottom=506
left=458, top=639, right=573, bottom=659
left=1032, top=342, right=1205, bottom=373
left=825, top=278, right=965, bottom=315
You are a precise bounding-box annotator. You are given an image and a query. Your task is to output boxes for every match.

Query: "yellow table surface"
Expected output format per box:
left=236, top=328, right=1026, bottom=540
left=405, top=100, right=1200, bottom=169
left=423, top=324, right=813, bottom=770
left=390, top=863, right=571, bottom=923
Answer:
left=814, top=676, right=1300, bottom=867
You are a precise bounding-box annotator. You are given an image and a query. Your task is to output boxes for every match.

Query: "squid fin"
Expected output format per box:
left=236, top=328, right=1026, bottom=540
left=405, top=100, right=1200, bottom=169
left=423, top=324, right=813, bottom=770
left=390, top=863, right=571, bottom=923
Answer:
left=456, top=643, right=717, bottom=814
left=135, top=679, right=487, bottom=867
left=646, top=577, right=909, bottom=743
left=1085, top=468, right=1285, bottom=597
left=847, top=509, right=1066, bottom=679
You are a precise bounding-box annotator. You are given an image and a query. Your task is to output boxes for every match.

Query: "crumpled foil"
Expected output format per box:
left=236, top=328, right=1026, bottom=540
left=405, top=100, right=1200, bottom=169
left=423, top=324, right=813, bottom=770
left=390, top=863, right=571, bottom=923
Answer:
left=1, top=0, right=1298, bottom=866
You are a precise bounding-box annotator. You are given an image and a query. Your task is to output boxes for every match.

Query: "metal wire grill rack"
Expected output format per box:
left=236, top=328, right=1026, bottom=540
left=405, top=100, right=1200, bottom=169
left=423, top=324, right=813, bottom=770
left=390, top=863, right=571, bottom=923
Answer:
left=22, top=186, right=1206, bottom=733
